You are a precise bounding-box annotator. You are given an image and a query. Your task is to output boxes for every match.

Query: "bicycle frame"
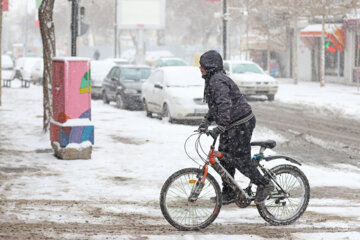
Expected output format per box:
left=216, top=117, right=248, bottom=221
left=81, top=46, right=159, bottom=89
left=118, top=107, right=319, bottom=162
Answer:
left=190, top=134, right=296, bottom=202
left=191, top=136, right=251, bottom=201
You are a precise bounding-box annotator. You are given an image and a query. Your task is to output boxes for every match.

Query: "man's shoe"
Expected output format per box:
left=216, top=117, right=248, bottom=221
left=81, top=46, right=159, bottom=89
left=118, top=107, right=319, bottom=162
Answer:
left=222, top=192, right=237, bottom=205
left=254, top=181, right=275, bottom=204
left=211, top=192, right=237, bottom=205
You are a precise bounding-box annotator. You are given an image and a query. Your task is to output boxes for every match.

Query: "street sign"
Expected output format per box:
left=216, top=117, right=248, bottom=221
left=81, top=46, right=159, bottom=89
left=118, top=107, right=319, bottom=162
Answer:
left=117, top=0, right=165, bottom=29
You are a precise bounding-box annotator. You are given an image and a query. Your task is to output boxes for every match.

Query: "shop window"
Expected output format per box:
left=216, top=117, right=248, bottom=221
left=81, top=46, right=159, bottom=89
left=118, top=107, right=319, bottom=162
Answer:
left=325, top=40, right=344, bottom=77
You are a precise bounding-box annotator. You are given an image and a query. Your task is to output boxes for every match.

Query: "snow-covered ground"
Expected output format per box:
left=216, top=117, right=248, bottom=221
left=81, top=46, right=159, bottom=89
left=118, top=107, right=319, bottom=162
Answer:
left=0, top=79, right=360, bottom=239
left=276, top=79, right=360, bottom=120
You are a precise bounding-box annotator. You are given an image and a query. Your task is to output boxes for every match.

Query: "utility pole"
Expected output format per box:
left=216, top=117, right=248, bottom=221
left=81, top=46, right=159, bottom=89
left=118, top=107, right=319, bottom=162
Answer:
left=223, top=0, right=227, bottom=60
left=71, top=0, right=78, bottom=56
left=114, top=0, right=118, bottom=58
left=0, top=0, right=3, bottom=106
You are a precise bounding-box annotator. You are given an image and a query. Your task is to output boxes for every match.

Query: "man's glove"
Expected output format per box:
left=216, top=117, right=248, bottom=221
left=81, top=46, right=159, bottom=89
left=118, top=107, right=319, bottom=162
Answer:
left=198, top=118, right=211, bottom=133
left=208, top=125, right=226, bottom=139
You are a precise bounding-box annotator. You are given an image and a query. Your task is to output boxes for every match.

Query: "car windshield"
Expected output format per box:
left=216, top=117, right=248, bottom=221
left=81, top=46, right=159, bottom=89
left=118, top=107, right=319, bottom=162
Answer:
left=121, top=68, right=151, bottom=81
left=166, top=70, right=203, bottom=87
left=231, top=63, right=263, bottom=74
left=163, top=59, right=187, bottom=67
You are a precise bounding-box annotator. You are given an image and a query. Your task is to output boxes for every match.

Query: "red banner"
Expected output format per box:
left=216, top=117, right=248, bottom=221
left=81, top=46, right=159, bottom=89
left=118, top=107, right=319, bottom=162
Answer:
left=3, top=0, right=9, bottom=11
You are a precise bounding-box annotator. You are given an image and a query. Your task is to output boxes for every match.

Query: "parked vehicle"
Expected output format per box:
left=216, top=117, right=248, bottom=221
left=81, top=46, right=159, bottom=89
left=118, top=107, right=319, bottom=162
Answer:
left=141, top=66, right=207, bottom=122
left=14, top=57, right=42, bottom=81
left=145, top=50, right=174, bottom=66
left=102, top=65, right=151, bottom=109
left=1, top=55, right=15, bottom=87
left=105, top=58, right=130, bottom=66
left=30, top=58, right=43, bottom=85
left=223, top=60, right=278, bottom=101
left=153, top=57, right=188, bottom=69
left=91, top=60, right=116, bottom=99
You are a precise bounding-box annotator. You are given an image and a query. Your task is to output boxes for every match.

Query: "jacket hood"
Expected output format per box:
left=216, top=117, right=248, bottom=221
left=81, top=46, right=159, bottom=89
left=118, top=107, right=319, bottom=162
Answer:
left=200, top=50, right=225, bottom=103
left=199, top=50, right=224, bottom=78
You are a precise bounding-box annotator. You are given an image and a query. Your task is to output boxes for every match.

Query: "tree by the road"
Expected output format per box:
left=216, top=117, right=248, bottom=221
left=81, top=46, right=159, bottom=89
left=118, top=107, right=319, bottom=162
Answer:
left=39, top=0, right=56, bottom=132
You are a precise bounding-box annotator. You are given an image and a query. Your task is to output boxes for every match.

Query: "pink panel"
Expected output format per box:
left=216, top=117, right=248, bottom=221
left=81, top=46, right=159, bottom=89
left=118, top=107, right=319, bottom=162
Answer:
left=66, top=60, right=91, bottom=119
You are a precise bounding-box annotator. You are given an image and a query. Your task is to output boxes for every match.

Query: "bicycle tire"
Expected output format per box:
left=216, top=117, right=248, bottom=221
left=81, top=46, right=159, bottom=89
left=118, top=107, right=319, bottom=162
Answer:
left=160, top=168, right=222, bottom=231
left=257, top=164, right=310, bottom=225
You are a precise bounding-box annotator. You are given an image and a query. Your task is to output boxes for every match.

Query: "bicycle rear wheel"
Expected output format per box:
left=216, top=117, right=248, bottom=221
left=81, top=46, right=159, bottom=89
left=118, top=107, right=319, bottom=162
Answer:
left=160, top=168, right=222, bottom=231
left=257, top=164, right=310, bottom=225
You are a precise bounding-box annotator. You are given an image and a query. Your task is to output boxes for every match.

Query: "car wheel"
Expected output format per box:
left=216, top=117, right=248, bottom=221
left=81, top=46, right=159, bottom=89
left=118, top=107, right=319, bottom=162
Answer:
left=162, top=103, right=173, bottom=123
left=267, top=94, right=275, bottom=101
left=102, top=91, right=110, bottom=104
left=116, top=94, right=127, bottom=109
left=143, top=99, right=152, bottom=117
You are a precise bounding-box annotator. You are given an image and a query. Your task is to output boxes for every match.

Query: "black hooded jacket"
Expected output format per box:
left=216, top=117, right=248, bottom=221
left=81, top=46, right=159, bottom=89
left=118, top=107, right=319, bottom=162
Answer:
left=200, top=50, right=252, bottom=127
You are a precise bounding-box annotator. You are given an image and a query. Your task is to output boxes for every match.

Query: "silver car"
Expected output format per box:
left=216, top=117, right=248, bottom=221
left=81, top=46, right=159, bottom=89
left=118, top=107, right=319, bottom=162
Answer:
left=223, top=60, right=278, bottom=101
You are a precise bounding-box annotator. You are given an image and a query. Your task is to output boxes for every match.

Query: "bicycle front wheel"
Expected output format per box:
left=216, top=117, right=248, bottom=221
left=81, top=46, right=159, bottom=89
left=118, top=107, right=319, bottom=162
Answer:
left=257, top=164, right=310, bottom=225
left=160, top=168, right=222, bottom=231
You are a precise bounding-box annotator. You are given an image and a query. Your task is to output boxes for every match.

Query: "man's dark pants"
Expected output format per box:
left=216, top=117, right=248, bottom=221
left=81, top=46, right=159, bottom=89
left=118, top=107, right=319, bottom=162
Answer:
left=218, top=117, right=269, bottom=195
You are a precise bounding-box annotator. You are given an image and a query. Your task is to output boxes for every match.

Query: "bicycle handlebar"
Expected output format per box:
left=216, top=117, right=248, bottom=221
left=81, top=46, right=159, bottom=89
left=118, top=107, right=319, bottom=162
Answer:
left=193, top=129, right=218, bottom=148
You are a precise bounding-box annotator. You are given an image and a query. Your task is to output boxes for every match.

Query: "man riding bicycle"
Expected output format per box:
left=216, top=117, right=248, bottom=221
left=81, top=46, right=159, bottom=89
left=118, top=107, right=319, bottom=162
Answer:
left=198, top=50, right=274, bottom=205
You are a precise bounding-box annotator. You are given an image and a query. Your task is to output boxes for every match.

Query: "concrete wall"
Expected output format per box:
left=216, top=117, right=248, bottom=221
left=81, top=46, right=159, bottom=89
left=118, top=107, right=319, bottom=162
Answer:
left=344, top=30, right=355, bottom=84
left=297, top=32, right=312, bottom=82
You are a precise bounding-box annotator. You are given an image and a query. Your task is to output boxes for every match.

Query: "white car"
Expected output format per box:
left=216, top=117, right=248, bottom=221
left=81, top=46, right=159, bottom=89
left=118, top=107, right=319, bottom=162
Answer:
left=90, top=60, right=116, bottom=99
left=1, top=55, right=15, bottom=86
left=141, top=66, right=208, bottom=122
left=153, top=57, right=188, bottom=68
left=15, top=57, right=43, bottom=81
left=223, top=60, right=278, bottom=101
left=104, top=58, right=130, bottom=66
left=30, top=58, right=43, bottom=85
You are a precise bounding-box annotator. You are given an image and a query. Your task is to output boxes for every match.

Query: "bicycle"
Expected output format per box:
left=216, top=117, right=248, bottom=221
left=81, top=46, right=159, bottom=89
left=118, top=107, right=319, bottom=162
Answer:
left=160, top=131, right=310, bottom=231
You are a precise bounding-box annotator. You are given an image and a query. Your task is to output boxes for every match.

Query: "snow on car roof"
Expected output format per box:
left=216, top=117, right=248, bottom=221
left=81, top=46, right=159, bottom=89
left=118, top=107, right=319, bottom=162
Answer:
left=162, top=66, right=203, bottom=86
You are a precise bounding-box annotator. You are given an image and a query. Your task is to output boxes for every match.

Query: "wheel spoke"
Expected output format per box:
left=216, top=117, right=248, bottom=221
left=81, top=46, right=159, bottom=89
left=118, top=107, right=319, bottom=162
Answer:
left=260, top=166, right=309, bottom=224
left=162, top=170, right=220, bottom=229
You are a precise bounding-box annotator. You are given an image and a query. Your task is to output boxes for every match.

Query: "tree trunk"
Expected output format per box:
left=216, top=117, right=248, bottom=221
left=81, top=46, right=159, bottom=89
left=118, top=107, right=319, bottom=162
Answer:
left=39, top=0, right=56, bottom=132
left=0, top=0, right=3, bottom=107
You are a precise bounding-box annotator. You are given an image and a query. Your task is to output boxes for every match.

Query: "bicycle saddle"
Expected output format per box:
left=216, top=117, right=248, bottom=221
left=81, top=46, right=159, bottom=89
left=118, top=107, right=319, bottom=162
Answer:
left=250, top=140, right=276, bottom=149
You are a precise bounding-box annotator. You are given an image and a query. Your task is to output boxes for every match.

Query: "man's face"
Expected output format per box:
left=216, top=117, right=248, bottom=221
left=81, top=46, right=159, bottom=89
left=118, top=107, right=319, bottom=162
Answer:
left=199, top=66, right=206, bottom=76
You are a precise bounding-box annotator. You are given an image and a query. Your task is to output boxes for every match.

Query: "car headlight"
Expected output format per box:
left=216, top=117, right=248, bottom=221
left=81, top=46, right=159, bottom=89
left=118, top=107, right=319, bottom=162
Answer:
left=123, top=89, right=138, bottom=94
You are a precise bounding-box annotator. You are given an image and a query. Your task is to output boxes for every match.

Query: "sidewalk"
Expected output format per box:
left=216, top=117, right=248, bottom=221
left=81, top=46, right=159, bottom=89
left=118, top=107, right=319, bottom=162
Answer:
left=1, top=79, right=360, bottom=239
left=276, top=78, right=360, bottom=120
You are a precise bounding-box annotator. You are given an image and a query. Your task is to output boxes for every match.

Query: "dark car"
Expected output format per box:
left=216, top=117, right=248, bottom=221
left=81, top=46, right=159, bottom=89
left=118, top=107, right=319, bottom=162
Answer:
left=102, top=65, right=152, bottom=109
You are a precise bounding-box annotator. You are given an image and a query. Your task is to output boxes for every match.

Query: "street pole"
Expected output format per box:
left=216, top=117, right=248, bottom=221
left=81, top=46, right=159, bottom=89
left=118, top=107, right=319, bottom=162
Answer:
left=71, top=0, right=78, bottom=56
left=0, top=0, right=3, bottom=106
left=223, top=0, right=227, bottom=60
left=320, top=14, right=325, bottom=87
left=114, top=0, right=117, bottom=58
left=246, top=0, right=249, bottom=60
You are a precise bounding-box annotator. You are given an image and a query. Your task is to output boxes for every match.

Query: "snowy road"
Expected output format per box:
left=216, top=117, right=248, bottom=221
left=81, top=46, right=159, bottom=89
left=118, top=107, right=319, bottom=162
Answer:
left=252, top=100, right=360, bottom=167
left=1, top=81, right=360, bottom=239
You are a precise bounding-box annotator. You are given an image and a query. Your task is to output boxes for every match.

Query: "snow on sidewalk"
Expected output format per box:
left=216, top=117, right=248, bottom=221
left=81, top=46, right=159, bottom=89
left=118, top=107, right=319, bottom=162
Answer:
left=0, top=80, right=360, bottom=239
left=276, top=79, right=360, bottom=120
